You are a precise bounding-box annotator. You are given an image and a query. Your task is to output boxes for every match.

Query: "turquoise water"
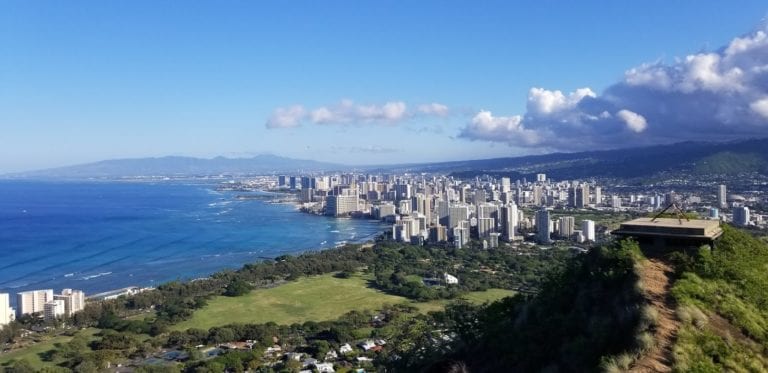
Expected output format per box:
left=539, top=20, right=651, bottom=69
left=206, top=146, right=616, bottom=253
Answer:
left=0, top=180, right=384, bottom=299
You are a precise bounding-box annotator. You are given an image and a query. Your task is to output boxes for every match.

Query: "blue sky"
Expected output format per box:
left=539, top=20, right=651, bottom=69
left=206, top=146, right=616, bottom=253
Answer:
left=1, top=1, right=768, bottom=172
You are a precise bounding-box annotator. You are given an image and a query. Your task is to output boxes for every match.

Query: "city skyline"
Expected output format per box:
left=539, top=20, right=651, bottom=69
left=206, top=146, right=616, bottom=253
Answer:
left=3, top=2, right=768, bottom=173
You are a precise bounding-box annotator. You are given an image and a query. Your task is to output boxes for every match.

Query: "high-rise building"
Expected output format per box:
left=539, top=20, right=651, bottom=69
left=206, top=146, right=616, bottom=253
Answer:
left=325, top=194, right=359, bottom=216
left=477, top=217, right=495, bottom=239
left=278, top=175, right=287, bottom=186
left=17, top=289, right=53, bottom=317
left=535, top=208, right=552, bottom=244
left=532, top=186, right=543, bottom=206
left=429, top=225, right=448, bottom=243
left=54, top=289, right=85, bottom=317
left=0, top=293, right=15, bottom=328
left=717, top=184, right=727, bottom=209
left=576, top=185, right=589, bottom=208
left=558, top=216, right=575, bottom=238
left=612, top=195, right=622, bottom=209
left=581, top=220, right=595, bottom=242
left=500, top=177, right=511, bottom=193
left=448, top=205, right=469, bottom=229
left=500, top=204, right=518, bottom=242
left=594, top=186, right=602, bottom=206
left=733, top=206, right=750, bottom=226
left=536, top=173, right=547, bottom=182
left=44, top=300, right=65, bottom=322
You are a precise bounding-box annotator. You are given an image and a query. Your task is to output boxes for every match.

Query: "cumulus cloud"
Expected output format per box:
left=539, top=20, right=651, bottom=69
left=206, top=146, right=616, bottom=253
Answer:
left=459, top=23, right=768, bottom=150
left=266, top=100, right=449, bottom=128
left=417, top=103, right=450, bottom=116
left=265, top=105, right=306, bottom=129
left=459, top=110, right=540, bottom=145
left=616, top=109, right=647, bottom=133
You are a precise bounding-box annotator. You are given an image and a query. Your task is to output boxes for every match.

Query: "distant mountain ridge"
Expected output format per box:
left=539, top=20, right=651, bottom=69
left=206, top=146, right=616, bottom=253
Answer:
left=6, top=138, right=768, bottom=179
left=401, top=138, right=768, bottom=179
left=5, top=155, right=344, bottom=178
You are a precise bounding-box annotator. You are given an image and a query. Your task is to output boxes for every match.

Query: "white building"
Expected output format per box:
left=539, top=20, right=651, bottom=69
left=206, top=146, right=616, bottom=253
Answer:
left=559, top=216, right=575, bottom=238
left=717, top=184, right=727, bottom=209
left=477, top=217, right=495, bottom=239
left=44, top=299, right=65, bottom=322
left=0, top=293, right=15, bottom=328
left=17, top=289, right=53, bottom=317
left=443, top=273, right=459, bottom=285
left=325, top=194, right=359, bottom=216
left=581, top=220, right=596, bottom=242
left=54, top=289, right=85, bottom=317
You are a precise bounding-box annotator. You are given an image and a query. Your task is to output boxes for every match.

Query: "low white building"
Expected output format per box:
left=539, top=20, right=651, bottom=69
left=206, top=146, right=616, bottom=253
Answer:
left=315, top=362, right=335, bottom=373
left=443, top=273, right=459, bottom=285
left=338, top=343, right=353, bottom=354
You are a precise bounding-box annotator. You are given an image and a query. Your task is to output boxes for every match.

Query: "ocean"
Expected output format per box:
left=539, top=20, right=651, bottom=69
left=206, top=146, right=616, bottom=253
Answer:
left=0, top=180, right=385, bottom=302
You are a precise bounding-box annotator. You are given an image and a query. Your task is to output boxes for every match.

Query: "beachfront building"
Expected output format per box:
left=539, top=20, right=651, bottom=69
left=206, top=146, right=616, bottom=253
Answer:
left=325, top=194, right=359, bottom=217
left=54, top=289, right=85, bottom=317
left=44, top=300, right=65, bottom=322
left=0, top=293, right=15, bottom=328
left=17, top=289, right=53, bottom=317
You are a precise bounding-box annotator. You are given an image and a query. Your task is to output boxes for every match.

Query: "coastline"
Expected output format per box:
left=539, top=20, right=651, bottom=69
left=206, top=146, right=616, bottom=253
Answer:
left=0, top=181, right=386, bottom=306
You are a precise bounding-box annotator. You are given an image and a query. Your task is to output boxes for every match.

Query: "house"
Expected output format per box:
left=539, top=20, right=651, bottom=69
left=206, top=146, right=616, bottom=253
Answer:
left=325, top=349, right=338, bottom=361
left=443, top=273, right=459, bottom=285
left=285, top=352, right=303, bottom=361
left=302, top=358, right=318, bottom=368
left=315, top=362, right=335, bottom=373
left=339, top=343, right=353, bottom=354
left=358, top=340, right=376, bottom=351
left=356, top=356, right=373, bottom=363
left=374, top=339, right=387, bottom=346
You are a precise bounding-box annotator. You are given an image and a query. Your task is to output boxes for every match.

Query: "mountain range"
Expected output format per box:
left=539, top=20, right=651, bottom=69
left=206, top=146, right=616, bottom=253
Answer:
left=3, top=155, right=343, bottom=179
left=5, top=138, right=768, bottom=179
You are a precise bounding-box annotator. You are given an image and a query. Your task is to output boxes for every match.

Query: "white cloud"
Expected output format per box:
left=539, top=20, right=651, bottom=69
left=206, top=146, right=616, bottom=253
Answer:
left=460, top=110, right=539, bottom=146
left=616, top=109, right=647, bottom=133
left=750, top=97, right=768, bottom=119
left=526, top=87, right=595, bottom=115
left=265, top=105, right=306, bottom=129
left=725, top=30, right=768, bottom=56
left=459, top=23, right=768, bottom=150
left=266, top=100, right=449, bottom=128
left=417, top=103, right=449, bottom=116
left=625, top=63, right=672, bottom=89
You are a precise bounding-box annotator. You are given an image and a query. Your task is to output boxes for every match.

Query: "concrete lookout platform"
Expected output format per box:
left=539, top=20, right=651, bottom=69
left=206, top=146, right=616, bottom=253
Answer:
left=612, top=217, right=723, bottom=248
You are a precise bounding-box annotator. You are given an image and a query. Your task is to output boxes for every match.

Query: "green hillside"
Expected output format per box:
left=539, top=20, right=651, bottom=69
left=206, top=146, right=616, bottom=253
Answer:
left=405, top=226, right=768, bottom=372
left=670, top=226, right=768, bottom=371
left=693, top=152, right=766, bottom=175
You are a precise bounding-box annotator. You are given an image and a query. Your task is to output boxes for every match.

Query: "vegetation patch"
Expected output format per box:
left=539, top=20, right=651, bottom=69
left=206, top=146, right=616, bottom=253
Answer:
left=670, top=225, right=768, bottom=371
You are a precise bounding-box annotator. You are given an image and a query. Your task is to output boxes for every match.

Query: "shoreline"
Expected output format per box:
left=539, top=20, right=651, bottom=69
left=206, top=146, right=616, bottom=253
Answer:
left=0, top=182, right=386, bottom=307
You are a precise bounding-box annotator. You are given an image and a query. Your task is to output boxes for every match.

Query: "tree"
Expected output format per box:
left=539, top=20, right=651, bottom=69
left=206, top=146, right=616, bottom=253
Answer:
left=224, top=279, right=252, bottom=297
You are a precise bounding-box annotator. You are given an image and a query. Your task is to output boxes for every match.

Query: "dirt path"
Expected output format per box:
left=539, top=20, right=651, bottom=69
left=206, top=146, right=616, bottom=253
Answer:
left=630, top=258, right=679, bottom=373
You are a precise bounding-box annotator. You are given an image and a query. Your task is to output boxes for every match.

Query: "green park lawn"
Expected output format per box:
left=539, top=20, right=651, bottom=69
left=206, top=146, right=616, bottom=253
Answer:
left=0, top=328, right=99, bottom=370
left=173, top=273, right=515, bottom=330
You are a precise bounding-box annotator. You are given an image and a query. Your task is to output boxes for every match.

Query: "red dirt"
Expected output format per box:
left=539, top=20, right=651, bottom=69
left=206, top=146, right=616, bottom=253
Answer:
left=630, top=258, right=679, bottom=373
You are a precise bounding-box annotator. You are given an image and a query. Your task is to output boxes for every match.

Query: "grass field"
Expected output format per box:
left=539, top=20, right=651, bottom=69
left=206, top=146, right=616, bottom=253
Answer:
left=173, top=273, right=515, bottom=330
left=0, top=328, right=99, bottom=370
